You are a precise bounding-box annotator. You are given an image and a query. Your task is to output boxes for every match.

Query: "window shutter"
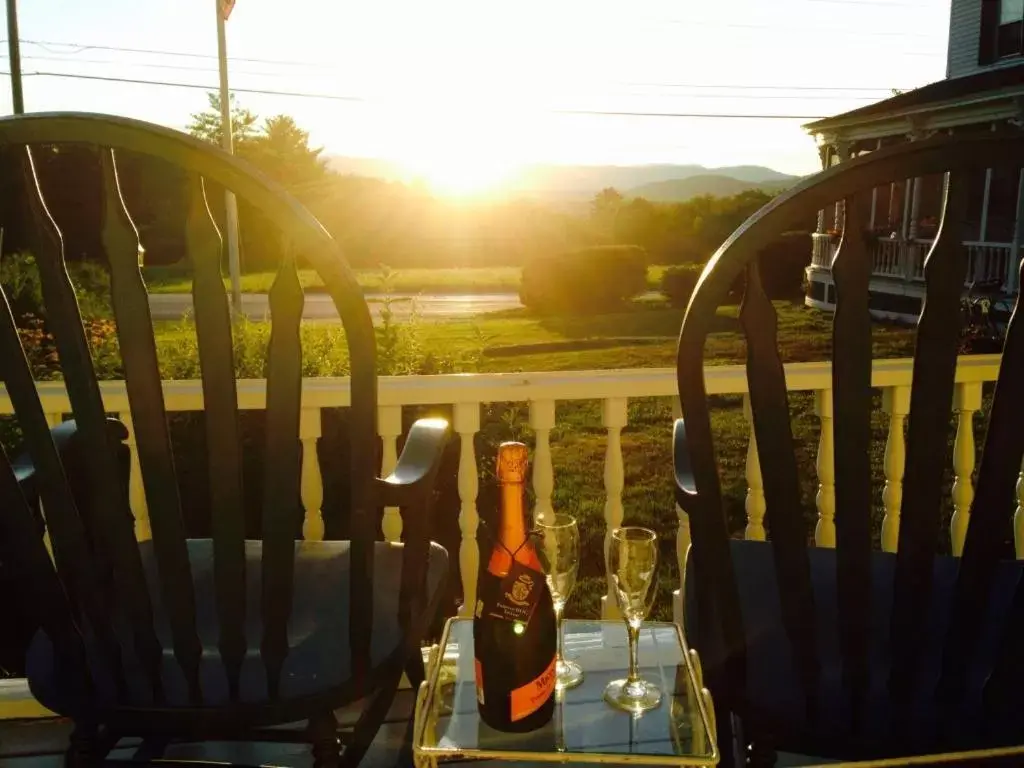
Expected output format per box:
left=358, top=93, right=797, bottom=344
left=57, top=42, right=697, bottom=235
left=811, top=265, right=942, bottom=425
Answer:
left=979, top=0, right=998, bottom=64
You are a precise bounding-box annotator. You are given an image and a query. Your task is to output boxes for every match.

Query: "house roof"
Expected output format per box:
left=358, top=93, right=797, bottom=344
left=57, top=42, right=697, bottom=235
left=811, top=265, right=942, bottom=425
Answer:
left=803, top=64, right=1024, bottom=135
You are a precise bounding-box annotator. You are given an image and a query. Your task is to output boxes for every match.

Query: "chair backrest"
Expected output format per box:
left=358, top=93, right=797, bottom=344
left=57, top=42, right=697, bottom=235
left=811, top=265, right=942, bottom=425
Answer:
left=676, top=132, right=1024, bottom=742
left=0, top=113, right=379, bottom=708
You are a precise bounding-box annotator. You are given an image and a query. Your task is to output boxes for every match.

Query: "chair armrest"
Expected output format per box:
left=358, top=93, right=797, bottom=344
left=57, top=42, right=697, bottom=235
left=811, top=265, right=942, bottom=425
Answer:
left=673, top=417, right=698, bottom=509
left=375, top=417, right=450, bottom=509
left=13, top=418, right=130, bottom=523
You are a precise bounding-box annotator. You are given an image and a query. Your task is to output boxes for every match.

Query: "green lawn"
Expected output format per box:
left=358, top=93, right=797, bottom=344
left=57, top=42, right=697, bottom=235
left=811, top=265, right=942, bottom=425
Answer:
left=402, top=301, right=921, bottom=619
left=143, top=265, right=671, bottom=295
left=148, top=299, right=929, bottom=621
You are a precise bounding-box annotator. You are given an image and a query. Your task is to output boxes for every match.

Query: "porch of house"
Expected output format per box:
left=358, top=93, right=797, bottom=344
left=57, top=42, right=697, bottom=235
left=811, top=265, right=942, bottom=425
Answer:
left=0, top=354, right=1011, bottom=765
left=805, top=232, right=1020, bottom=322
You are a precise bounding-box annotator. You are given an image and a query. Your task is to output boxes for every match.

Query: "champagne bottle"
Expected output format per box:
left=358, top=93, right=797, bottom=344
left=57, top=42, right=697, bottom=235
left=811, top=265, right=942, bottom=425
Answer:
left=473, top=442, right=557, bottom=732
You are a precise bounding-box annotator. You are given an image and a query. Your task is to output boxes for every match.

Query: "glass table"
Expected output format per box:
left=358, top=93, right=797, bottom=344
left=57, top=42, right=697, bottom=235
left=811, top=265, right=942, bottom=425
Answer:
left=413, top=619, right=718, bottom=766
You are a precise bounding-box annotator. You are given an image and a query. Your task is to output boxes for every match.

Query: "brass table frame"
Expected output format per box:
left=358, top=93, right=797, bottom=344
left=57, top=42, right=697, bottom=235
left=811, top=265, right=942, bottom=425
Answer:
left=413, top=618, right=719, bottom=767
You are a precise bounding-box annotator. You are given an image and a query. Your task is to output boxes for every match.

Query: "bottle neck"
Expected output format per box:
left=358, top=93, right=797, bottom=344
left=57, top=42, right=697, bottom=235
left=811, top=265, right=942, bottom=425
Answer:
left=497, top=483, right=528, bottom=552
left=488, top=481, right=540, bottom=575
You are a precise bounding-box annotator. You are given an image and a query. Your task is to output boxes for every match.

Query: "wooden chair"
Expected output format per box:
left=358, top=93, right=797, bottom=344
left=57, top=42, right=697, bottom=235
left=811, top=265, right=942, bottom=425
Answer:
left=0, top=113, right=450, bottom=766
left=674, top=132, right=1024, bottom=766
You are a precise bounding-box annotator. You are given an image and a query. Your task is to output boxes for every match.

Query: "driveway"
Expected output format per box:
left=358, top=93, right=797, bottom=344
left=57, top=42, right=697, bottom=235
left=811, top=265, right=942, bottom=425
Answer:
left=148, top=292, right=523, bottom=322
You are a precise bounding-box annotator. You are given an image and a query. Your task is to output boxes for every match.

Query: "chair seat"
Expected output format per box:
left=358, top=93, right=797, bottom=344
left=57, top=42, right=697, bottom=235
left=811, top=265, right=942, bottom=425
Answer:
left=27, top=539, right=447, bottom=714
left=685, top=539, right=1024, bottom=755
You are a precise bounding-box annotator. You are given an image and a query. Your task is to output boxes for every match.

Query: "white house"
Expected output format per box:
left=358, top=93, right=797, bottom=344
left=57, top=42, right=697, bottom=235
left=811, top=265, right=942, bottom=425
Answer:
left=802, top=0, right=1024, bottom=321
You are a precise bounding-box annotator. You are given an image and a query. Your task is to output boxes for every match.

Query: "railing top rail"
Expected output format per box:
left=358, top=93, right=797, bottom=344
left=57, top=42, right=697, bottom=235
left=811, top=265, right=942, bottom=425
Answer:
left=0, top=356, right=1001, bottom=414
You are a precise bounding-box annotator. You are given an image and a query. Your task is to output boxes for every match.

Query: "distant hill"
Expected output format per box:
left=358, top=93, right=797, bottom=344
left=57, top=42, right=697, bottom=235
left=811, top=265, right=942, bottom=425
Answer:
left=322, top=155, right=799, bottom=200
left=625, top=174, right=796, bottom=202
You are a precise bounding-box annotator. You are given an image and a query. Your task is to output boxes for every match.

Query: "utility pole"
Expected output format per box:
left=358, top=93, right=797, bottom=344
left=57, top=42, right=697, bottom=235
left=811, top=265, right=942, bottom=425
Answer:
left=6, top=0, right=24, bottom=114
left=216, top=0, right=242, bottom=318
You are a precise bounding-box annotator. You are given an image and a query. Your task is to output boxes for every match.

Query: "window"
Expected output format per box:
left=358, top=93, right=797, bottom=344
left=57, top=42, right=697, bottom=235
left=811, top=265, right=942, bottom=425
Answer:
left=998, top=0, right=1024, bottom=58
left=980, top=0, right=1024, bottom=63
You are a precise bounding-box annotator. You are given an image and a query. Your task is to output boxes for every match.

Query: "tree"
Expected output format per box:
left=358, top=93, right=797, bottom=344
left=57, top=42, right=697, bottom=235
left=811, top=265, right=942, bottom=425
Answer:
left=187, top=92, right=260, bottom=149
left=249, top=115, right=327, bottom=191
left=590, top=187, right=623, bottom=220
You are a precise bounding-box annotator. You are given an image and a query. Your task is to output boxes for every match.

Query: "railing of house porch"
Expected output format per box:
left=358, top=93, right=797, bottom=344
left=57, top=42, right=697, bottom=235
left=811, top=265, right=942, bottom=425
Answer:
left=869, top=237, right=1016, bottom=286
left=0, top=355, right=1017, bottom=718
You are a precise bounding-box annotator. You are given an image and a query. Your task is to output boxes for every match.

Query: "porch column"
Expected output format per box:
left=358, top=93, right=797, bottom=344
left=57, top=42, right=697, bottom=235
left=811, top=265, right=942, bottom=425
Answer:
left=833, top=141, right=848, bottom=232
left=888, top=181, right=899, bottom=230
left=816, top=144, right=829, bottom=235
left=908, top=177, right=923, bottom=240
left=1010, top=168, right=1024, bottom=293
left=901, top=179, right=913, bottom=240
left=979, top=168, right=992, bottom=241
left=867, top=140, right=881, bottom=232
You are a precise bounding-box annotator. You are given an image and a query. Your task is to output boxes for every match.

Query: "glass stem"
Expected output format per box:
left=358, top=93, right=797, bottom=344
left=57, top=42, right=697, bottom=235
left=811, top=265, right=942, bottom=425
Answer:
left=555, top=603, right=565, bottom=666
left=627, top=622, right=641, bottom=685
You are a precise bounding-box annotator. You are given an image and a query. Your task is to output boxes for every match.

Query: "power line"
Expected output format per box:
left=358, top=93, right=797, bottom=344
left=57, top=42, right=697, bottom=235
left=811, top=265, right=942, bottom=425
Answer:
left=13, top=53, right=919, bottom=98
left=624, top=82, right=909, bottom=92
left=9, top=70, right=365, bottom=101
left=550, top=108, right=827, bottom=119
left=0, top=70, right=832, bottom=119
left=19, top=54, right=317, bottom=78
left=11, top=64, right=886, bottom=102
left=13, top=37, right=327, bottom=68
left=804, top=0, right=934, bottom=6
left=656, top=19, right=938, bottom=36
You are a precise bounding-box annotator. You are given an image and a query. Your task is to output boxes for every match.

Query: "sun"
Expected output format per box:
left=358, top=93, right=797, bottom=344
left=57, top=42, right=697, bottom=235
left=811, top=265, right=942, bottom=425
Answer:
left=391, top=105, right=527, bottom=199
left=403, top=152, right=519, bottom=199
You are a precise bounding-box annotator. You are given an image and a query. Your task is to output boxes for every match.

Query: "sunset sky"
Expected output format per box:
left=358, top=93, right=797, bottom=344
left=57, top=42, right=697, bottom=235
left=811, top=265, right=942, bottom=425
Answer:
left=1, top=0, right=950, bottom=190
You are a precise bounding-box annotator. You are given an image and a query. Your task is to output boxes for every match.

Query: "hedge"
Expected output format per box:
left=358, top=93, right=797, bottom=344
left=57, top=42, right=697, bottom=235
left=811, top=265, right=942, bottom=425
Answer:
left=660, top=231, right=811, bottom=309
left=519, top=245, right=648, bottom=313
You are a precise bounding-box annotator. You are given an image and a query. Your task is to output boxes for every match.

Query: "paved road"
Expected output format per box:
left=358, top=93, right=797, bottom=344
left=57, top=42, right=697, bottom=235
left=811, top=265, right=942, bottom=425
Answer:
left=148, top=292, right=524, bottom=322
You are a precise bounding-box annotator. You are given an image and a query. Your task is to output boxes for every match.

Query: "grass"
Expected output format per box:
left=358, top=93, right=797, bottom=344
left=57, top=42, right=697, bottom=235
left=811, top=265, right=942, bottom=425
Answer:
left=143, top=265, right=673, bottom=295
left=149, top=298, right=926, bottom=622
left=404, top=301, right=920, bottom=619
left=144, top=266, right=523, bottom=295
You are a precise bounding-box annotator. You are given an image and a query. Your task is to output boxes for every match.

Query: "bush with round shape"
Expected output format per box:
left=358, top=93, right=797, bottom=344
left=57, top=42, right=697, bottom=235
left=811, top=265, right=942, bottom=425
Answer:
left=519, top=244, right=648, bottom=313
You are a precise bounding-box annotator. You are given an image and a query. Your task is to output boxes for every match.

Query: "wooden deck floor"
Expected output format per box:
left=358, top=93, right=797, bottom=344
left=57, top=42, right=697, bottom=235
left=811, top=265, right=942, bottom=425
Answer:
left=0, top=691, right=829, bottom=767
left=0, top=690, right=418, bottom=767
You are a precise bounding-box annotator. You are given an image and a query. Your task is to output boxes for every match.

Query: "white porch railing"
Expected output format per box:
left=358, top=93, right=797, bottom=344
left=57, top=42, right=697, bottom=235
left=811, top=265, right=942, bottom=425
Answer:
left=0, top=355, right=1018, bottom=718
left=869, top=237, right=1015, bottom=286
left=965, top=241, right=1013, bottom=285
left=810, top=232, right=837, bottom=268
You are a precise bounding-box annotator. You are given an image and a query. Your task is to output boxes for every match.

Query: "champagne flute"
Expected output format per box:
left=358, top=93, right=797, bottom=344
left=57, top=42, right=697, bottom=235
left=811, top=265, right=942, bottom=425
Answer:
left=536, top=514, right=584, bottom=690
left=604, top=526, right=661, bottom=714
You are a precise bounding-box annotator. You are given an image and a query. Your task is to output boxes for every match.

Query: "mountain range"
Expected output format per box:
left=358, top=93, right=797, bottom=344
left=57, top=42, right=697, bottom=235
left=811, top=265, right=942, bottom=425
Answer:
left=324, top=155, right=800, bottom=202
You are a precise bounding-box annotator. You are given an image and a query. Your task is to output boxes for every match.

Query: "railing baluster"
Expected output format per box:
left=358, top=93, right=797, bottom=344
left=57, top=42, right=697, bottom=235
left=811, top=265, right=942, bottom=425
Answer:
left=950, top=382, right=982, bottom=556
left=530, top=399, right=556, bottom=525
left=602, top=397, right=627, bottom=619
left=672, top=398, right=691, bottom=626
left=1015, top=459, right=1024, bottom=560
left=455, top=403, right=480, bottom=617
left=119, top=413, right=151, bottom=542
left=881, top=386, right=911, bottom=552
left=299, top=407, right=324, bottom=541
left=742, top=394, right=767, bottom=541
left=814, top=389, right=836, bottom=548
left=379, top=405, right=403, bottom=542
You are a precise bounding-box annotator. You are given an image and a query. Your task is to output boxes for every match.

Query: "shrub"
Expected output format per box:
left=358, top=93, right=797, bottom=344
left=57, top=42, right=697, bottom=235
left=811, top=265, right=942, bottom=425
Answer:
left=755, top=231, right=812, bottom=300
left=0, top=251, right=112, bottom=323
left=660, top=232, right=811, bottom=308
left=519, top=245, right=647, bottom=313
left=660, top=264, right=704, bottom=309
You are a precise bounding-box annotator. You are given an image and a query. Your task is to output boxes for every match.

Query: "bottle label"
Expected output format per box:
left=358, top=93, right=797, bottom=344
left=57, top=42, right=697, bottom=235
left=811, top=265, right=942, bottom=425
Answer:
left=479, top=561, right=545, bottom=627
left=510, top=656, right=556, bottom=722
